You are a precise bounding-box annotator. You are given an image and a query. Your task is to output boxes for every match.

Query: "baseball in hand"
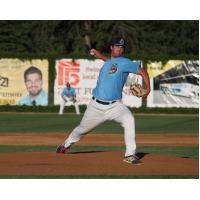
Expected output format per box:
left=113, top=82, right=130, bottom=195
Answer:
left=90, top=50, right=95, bottom=55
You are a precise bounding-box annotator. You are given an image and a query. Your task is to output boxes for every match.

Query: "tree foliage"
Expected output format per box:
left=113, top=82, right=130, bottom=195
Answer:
left=0, top=20, right=198, bottom=59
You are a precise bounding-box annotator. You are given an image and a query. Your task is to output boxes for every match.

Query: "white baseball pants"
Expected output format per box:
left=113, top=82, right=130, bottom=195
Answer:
left=59, top=97, right=80, bottom=115
left=64, top=99, right=136, bottom=157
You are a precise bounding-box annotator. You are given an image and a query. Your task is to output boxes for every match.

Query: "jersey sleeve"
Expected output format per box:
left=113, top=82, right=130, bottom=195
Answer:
left=123, top=59, right=141, bottom=74
left=71, top=88, right=76, bottom=96
left=61, top=89, right=66, bottom=97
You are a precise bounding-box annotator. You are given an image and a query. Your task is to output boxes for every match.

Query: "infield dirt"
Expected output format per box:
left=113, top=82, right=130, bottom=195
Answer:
left=0, top=133, right=198, bottom=177
left=0, top=133, right=198, bottom=146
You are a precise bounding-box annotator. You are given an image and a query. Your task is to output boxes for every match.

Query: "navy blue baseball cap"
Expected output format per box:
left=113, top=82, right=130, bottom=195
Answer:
left=111, top=37, right=126, bottom=47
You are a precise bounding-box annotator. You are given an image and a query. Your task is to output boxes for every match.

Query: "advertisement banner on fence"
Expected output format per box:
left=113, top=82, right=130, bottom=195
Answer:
left=0, top=59, right=49, bottom=105
left=54, top=59, right=142, bottom=107
left=147, top=60, right=199, bottom=108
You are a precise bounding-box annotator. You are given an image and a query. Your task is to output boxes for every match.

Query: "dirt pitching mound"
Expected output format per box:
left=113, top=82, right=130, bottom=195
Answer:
left=0, top=151, right=198, bottom=176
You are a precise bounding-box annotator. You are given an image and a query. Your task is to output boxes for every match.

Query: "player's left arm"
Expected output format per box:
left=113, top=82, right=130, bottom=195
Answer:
left=137, top=68, right=151, bottom=98
left=71, top=88, right=77, bottom=102
left=72, top=88, right=76, bottom=97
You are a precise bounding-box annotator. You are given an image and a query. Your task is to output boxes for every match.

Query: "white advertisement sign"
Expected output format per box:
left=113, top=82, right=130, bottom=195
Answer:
left=54, top=59, right=142, bottom=107
left=147, top=60, right=199, bottom=108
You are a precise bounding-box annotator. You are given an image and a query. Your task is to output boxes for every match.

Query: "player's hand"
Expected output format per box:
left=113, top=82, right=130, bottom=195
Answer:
left=90, top=49, right=108, bottom=61
left=89, top=49, right=98, bottom=56
left=72, top=97, right=77, bottom=103
left=62, top=96, right=68, bottom=102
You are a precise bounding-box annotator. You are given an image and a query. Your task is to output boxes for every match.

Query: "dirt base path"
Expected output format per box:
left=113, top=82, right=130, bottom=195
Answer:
left=0, top=133, right=198, bottom=146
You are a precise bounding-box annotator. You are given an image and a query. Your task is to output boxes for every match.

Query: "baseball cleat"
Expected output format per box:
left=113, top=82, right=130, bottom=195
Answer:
left=123, top=155, right=142, bottom=165
left=56, top=144, right=67, bottom=153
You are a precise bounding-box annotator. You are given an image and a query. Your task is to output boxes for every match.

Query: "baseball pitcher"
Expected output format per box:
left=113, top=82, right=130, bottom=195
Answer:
left=59, top=82, right=80, bottom=115
left=56, top=37, right=150, bottom=165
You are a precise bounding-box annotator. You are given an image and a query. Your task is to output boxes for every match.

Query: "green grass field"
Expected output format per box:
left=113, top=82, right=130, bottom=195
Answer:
left=0, top=112, right=198, bottom=179
left=0, top=113, right=198, bottom=134
left=0, top=145, right=198, bottom=159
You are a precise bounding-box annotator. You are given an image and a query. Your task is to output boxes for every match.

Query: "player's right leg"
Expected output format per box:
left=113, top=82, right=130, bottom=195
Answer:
left=56, top=99, right=106, bottom=153
left=59, top=99, right=66, bottom=115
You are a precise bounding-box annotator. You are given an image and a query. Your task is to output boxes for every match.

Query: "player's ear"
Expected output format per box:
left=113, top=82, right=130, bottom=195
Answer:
left=110, top=45, right=113, bottom=51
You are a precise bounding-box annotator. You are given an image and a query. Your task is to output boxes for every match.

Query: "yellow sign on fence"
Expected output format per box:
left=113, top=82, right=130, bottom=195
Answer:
left=147, top=60, right=183, bottom=78
left=0, top=59, right=49, bottom=105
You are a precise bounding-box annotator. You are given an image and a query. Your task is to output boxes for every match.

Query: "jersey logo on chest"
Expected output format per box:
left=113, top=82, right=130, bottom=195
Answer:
left=109, top=63, right=118, bottom=74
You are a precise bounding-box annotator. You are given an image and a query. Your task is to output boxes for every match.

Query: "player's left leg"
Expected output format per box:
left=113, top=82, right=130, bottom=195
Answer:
left=74, top=102, right=80, bottom=115
left=108, top=102, right=136, bottom=157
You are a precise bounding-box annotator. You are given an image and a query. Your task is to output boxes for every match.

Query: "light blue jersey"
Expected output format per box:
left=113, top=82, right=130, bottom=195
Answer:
left=92, top=57, right=140, bottom=101
left=17, top=90, right=48, bottom=106
left=61, top=87, right=76, bottom=97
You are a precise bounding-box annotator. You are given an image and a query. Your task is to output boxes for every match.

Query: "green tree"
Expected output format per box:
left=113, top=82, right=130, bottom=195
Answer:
left=0, top=20, right=198, bottom=59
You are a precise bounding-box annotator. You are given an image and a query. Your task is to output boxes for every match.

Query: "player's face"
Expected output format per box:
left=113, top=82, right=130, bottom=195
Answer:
left=110, top=45, right=124, bottom=58
left=66, top=83, right=70, bottom=89
left=25, top=73, right=42, bottom=96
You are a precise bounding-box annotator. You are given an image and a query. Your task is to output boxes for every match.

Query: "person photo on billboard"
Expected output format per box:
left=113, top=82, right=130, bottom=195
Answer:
left=17, top=66, right=48, bottom=106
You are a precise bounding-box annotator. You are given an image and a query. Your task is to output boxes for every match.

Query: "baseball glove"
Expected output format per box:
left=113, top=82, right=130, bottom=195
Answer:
left=130, top=83, right=147, bottom=97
